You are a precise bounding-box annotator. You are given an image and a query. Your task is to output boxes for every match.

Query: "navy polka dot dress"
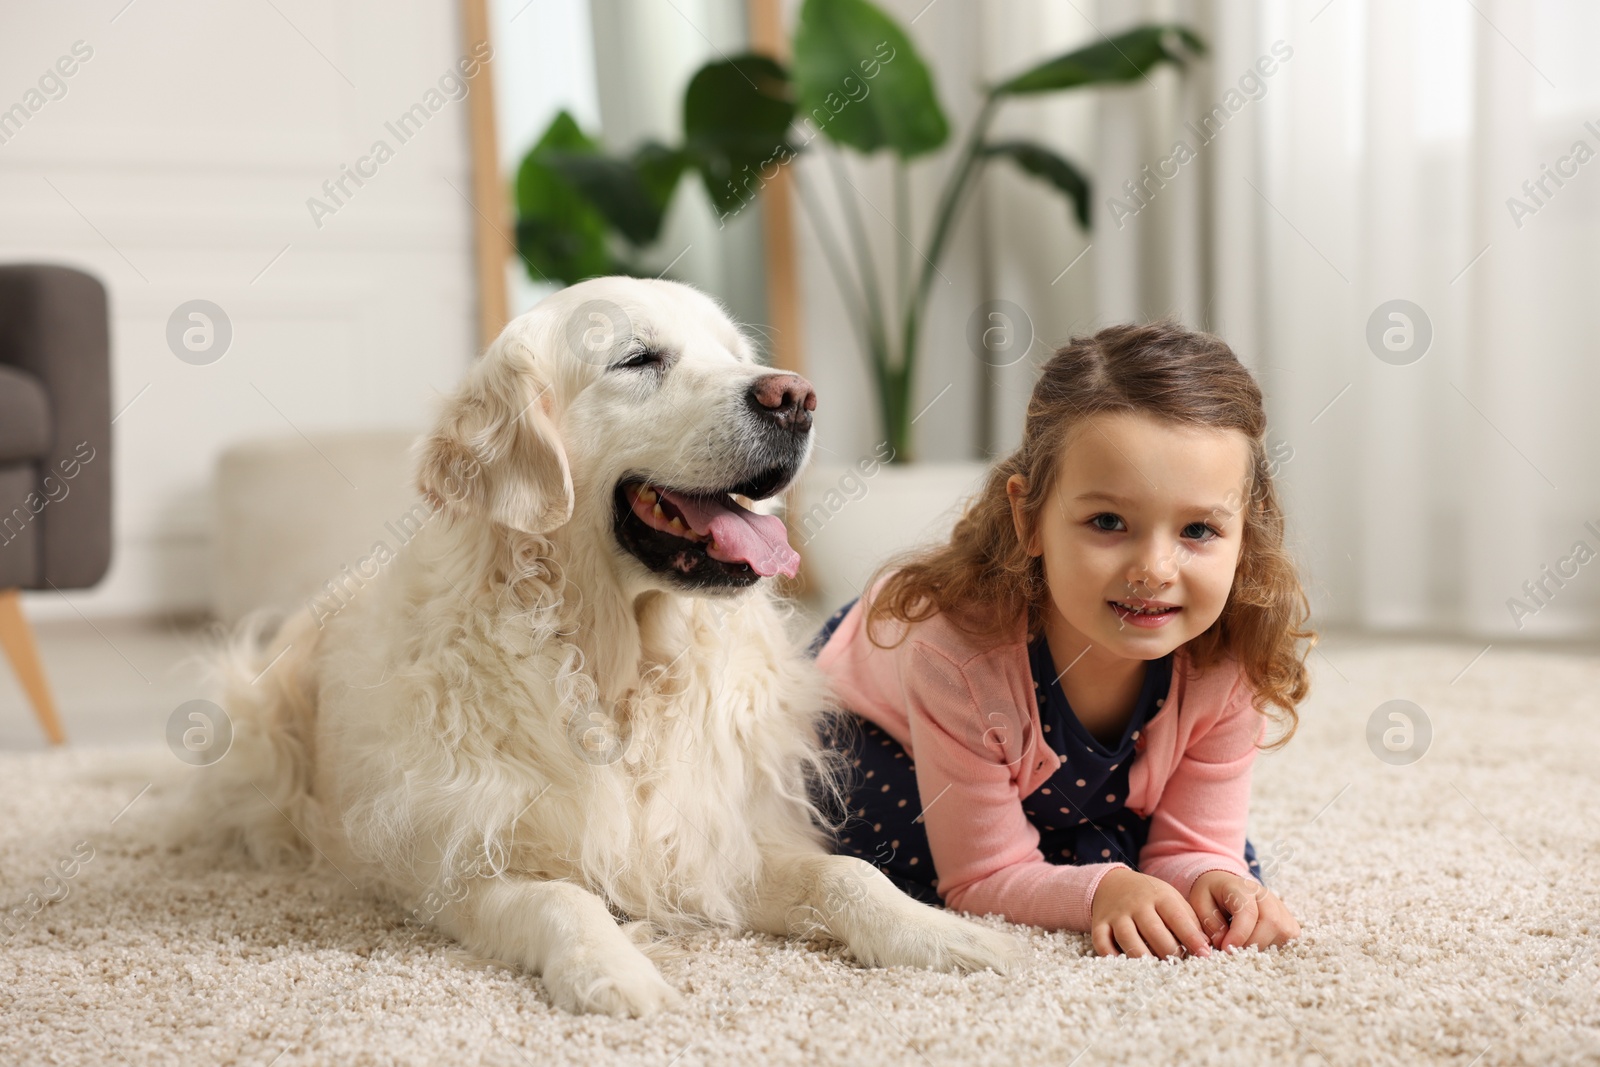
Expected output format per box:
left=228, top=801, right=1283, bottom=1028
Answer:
left=807, top=597, right=1262, bottom=907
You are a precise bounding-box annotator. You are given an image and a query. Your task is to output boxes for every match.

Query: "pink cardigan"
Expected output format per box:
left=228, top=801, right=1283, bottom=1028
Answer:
left=813, top=576, right=1267, bottom=933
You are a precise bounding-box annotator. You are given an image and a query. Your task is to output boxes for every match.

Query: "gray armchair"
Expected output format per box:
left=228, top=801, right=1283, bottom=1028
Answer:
left=0, top=264, right=113, bottom=745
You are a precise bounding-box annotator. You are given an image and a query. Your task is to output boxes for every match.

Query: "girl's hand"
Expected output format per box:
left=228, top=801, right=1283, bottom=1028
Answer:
left=1089, top=868, right=1214, bottom=960
left=1188, top=870, right=1301, bottom=952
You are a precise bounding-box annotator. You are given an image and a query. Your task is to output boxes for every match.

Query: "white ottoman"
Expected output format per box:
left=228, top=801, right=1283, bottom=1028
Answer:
left=211, top=429, right=431, bottom=627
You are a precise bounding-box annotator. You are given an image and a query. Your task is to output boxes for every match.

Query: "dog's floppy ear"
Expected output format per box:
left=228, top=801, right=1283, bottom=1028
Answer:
left=414, top=343, right=574, bottom=535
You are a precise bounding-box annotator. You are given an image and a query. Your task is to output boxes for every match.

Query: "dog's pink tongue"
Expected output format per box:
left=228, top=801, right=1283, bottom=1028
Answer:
left=659, top=490, right=800, bottom=578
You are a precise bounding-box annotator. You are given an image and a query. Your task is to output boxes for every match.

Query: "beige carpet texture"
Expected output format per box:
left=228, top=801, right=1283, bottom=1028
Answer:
left=3, top=638, right=1598, bottom=1066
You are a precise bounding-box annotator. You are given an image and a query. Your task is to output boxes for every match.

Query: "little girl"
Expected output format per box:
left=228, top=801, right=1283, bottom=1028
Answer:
left=807, top=319, right=1314, bottom=960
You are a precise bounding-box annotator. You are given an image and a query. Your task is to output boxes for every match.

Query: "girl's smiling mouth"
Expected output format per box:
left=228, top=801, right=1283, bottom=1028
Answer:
left=1109, top=600, right=1182, bottom=627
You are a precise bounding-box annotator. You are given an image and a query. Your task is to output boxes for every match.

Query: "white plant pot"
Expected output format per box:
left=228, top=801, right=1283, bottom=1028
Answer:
left=788, top=458, right=992, bottom=618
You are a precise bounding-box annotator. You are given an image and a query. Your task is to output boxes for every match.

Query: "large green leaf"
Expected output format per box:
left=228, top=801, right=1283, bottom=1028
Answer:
left=541, top=141, right=688, bottom=246
left=982, top=140, right=1091, bottom=229
left=994, top=24, right=1205, bottom=96
left=793, top=0, right=947, bottom=159
left=683, top=54, right=795, bottom=216
left=632, top=141, right=691, bottom=218
left=514, top=110, right=617, bottom=283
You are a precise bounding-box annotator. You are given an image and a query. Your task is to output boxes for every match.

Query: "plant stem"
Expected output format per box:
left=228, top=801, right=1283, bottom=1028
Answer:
left=822, top=145, right=891, bottom=397
left=891, top=161, right=912, bottom=461
left=894, top=159, right=910, bottom=327
left=791, top=163, right=876, bottom=388
left=893, top=91, right=1003, bottom=463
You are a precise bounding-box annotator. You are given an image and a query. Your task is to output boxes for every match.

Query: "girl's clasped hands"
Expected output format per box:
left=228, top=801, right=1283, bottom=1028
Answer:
left=1089, top=867, right=1301, bottom=959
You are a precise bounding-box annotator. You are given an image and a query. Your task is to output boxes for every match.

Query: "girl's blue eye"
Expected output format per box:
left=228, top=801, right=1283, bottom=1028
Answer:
left=1088, top=514, right=1221, bottom=541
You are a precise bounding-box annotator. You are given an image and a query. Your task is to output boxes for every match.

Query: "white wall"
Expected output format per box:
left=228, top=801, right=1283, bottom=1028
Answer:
left=3, top=0, right=483, bottom=620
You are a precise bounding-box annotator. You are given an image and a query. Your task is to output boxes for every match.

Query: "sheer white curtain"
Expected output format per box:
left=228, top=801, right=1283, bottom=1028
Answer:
left=962, top=0, right=1600, bottom=641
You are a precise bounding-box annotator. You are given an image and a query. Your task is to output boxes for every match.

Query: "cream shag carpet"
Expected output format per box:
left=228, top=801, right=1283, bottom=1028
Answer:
left=2, top=638, right=1597, bottom=1066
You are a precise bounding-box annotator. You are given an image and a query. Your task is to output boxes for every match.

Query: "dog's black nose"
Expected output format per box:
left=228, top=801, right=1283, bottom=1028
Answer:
left=747, top=372, right=816, bottom=434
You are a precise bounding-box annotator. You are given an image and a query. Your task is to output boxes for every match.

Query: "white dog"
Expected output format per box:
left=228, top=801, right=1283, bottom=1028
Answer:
left=183, top=276, right=1024, bottom=1017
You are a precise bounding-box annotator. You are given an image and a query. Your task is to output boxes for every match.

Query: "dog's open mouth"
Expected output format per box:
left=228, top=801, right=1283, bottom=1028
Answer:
left=612, top=475, right=801, bottom=587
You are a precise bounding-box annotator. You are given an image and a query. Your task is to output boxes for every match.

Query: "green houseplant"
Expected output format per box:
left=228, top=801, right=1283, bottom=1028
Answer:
left=515, top=0, right=1204, bottom=463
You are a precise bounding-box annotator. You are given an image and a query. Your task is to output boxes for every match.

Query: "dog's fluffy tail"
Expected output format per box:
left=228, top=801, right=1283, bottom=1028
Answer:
left=168, top=605, right=326, bottom=870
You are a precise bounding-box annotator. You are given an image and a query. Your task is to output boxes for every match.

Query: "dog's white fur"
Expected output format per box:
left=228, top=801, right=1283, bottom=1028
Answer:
left=182, top=277, right=1024, bottom=1017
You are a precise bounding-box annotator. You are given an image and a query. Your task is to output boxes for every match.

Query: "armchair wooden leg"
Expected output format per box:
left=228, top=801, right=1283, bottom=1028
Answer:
left=0, top=589, right=67, bottom=745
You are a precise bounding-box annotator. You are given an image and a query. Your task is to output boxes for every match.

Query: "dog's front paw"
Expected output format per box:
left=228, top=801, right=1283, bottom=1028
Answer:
left=541, top=942, right=687, bottom=1018
left=917, top=912, right=1029, bottom=976
left=851, top=907, right=1028, bottom=976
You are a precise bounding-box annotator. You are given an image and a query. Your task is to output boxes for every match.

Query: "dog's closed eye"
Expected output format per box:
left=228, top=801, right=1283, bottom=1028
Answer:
left=613, top=347, right=667, bottom=371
